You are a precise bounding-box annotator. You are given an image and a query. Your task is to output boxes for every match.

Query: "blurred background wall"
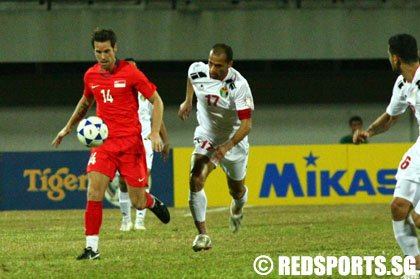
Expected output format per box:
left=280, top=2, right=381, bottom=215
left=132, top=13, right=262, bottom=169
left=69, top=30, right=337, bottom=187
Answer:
left=1, top=0, right=419, bottom=151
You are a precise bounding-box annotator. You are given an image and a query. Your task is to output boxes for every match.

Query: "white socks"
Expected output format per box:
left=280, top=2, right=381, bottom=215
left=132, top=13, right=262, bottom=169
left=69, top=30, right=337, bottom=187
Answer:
left=189, top=189, right=207, bottom=222
left=393, top=215, right=420, bottom=257
left=119, top=189, right=131, bottom=222
left=232, top=186, right=248, bottom=215
left=120, top=189, right=149, bottom=222
left=86, top=235, right=99, bottom=252
left=136, top=188, right=149, bottom=219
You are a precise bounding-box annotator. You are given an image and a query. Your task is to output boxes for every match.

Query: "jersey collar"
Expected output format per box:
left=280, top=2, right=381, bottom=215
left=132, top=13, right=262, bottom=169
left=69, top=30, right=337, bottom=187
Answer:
left=99, top=58, right=120, bottom=78
left=411, top=64, right=420, bottom=82
left=221, top=67, right=232, bottom=82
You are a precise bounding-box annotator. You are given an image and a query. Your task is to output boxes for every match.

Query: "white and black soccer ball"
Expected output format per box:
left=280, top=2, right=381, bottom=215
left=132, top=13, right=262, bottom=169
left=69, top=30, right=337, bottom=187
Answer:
left=76, top=116, right=108, bottom=148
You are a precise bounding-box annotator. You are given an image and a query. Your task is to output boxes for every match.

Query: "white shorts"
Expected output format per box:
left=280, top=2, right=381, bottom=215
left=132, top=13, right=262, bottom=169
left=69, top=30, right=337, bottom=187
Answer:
left=393, top=179, right=420, bottom=214
left=142, top=138, right=153, bottom=170
left=395, top=142, right=420, bottom=183
left=192, top=135, right=249, bottom=181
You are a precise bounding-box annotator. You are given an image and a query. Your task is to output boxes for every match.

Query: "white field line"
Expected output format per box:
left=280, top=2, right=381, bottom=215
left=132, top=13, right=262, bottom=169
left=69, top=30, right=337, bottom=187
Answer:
left=182, top=205, right=255, bottom=217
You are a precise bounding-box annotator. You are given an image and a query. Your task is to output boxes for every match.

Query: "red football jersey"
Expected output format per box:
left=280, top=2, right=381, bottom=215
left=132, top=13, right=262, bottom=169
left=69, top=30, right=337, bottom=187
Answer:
left=83, top=59, right=157, bottom=138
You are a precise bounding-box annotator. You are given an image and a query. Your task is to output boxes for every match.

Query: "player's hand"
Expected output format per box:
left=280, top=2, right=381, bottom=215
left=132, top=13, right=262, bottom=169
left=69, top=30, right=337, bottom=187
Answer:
left=178, top=101, right=192, bottom=120
left=161, top=141, right=170, bottom=162
left=210, top=143, right=231, bottom=164
left=353, top=129, right=369, bottom=145
left=51, top=127, right=71, bottom=148
left=146, top=131, right=163, bottom=152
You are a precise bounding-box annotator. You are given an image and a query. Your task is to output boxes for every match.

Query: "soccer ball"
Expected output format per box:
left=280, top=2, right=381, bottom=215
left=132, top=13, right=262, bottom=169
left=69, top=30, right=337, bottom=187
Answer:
left=76, top=116, right=108, bottom=148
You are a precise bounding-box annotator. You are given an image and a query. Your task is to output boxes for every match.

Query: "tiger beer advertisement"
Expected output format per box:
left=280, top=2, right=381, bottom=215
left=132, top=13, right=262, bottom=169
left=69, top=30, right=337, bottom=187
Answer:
left=0, top=150, right=174, bottom=210
left=0, top=144, right=413, bottom=210
left=173, top=144, right=412, bottom=207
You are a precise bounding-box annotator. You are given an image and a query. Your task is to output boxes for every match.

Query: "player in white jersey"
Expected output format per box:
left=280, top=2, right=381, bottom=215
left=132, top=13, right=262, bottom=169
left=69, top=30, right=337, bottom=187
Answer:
left=116, top=59, right=170, bottom=231
left=178, top=44, right=254, bottom=251
left=354, top=34, right=420, bottom=279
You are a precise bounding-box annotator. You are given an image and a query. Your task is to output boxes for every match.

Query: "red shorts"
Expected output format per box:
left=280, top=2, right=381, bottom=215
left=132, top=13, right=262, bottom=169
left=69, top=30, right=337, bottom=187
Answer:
left=86, top=134, right=148, bottom=187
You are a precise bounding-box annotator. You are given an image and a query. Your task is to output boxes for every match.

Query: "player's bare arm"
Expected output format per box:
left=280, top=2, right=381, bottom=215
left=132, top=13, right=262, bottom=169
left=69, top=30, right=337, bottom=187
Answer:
left=353, top=112, right=400, bottom=144
left=51, top=95, right=94, bottom=148
left=160, top=120, right=170, bottom=162
left=178, top=78, right=194, bottom=120
left=146, top=91, right=163, bottom=152
left=211, top=118, right=252, bottom=163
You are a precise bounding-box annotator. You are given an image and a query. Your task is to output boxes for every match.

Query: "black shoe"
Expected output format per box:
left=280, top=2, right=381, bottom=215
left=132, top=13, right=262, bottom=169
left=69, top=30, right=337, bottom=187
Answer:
left=76, top=247, right=100, bottom=260
left=149, top=195, right=170, bottom=224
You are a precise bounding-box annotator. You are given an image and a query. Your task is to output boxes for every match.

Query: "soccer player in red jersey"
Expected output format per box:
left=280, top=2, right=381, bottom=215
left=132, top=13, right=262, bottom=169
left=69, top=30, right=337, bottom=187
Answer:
left=52, top=28, right=170, bottom=260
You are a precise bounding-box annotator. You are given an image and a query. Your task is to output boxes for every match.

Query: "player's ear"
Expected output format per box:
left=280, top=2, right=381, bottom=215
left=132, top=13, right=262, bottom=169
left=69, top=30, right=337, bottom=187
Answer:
left=114, top=43, right=118, bottom=53
left=228, top=60, right=233, bottom=68
left=395, top=55, right=401, bottom=65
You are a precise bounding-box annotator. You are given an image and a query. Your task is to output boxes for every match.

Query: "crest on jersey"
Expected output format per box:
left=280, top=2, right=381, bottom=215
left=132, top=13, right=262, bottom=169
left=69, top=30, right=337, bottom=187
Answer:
left=114, top=80, right=126, bottom=88
left=220, top=87, right=229, bottom=98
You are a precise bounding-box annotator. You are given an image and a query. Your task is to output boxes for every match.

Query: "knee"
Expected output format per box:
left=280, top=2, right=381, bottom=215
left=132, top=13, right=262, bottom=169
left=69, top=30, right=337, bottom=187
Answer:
left=119, top=182, right=128, bottom=192
left=413, top=213, right=420, bottom=228
left=391, top=200, right=409, bottom=220
left=87, top=185, right=103, bottom=201
left=391, top=200, right=403, bottom=214
left=190, top=174, right=205, bottom=192
left=130, top=195, right=147, bottom=210
left=118, top=176, right=127, bottom=192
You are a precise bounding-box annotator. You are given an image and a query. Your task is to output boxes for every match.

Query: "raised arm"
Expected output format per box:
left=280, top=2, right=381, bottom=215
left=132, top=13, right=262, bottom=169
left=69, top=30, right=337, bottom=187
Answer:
left=51, top=95, right=94, bottom=148
left=353, top=112, right=400, bottom=144
left=146, top=91, right=164, bottom=152
left=178, top=78, right=194, bottom=120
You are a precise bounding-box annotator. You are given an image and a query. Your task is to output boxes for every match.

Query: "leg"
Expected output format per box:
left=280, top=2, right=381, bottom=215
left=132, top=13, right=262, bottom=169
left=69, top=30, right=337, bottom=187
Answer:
left=127, top=181, right=170, bottom=224
left=135, top=169, right=151, bottom=231
left=189, top=154, right=216, bottom=235
left=227, top=176, right=247, bottom=215
left=226, top=176, right=248, bottom=233
left=118, top=136, right=169, bottom=224
left=77, top=171, right=109, bottom=260
left=189, top=154, right=215, bottom=251
left=118, top=175, right=133, bottom=231
left=220, top=149, right=249, bottom=233
left=135, top=137, right=154, bottom=230
left=391, top=179, right=420, bottom=268
left=127, top=184, right=150, bottom=210
left=413, top=211, right=420, bottom=229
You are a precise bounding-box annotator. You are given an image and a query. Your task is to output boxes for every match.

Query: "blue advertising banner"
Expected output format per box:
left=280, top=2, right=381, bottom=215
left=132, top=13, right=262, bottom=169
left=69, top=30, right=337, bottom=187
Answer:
left=0, top=150, right=174, bottom=210
left=150, top=150, right=174, bottom=207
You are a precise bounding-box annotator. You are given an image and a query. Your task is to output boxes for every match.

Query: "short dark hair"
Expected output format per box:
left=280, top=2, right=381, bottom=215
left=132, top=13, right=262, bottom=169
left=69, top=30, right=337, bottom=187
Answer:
left=211, top=44, right=233, bottom=62
left=349, top=116, right=362, bottom=126
left=91, top=28, right=117, bottom=48
left=388, top=34, right=418, bottom=63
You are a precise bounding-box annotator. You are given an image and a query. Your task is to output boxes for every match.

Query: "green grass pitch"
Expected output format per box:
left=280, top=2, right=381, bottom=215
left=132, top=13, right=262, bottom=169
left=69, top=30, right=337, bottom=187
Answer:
left=0, top=204, right=404, bottom=279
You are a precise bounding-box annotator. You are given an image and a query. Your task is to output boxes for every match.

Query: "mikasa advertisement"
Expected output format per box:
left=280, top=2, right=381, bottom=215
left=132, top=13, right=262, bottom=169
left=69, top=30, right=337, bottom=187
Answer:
left=0, top=143, right=412, bottom=210
left=173, top=143, right=411, bottom=207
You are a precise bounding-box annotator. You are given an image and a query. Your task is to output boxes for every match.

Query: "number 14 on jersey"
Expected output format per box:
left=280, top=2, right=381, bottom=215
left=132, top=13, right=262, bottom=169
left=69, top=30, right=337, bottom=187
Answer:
left=101, top=89, right=114, bottom=103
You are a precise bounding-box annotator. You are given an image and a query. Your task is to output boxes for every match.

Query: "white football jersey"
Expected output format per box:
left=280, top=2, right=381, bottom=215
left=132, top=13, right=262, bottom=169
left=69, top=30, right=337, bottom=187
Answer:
left=386, top=67, right=420, bottom=135
left=137, top=93, right=153, bottom=138
left=188, top=62, right=254, bottom=144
